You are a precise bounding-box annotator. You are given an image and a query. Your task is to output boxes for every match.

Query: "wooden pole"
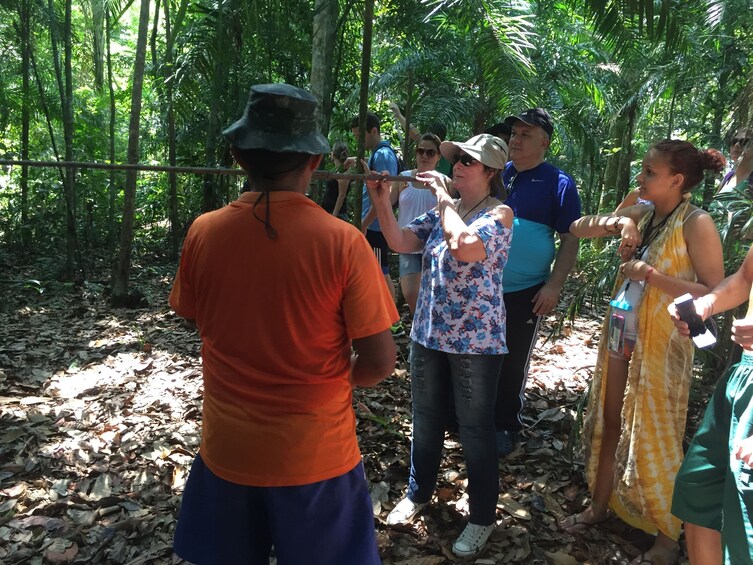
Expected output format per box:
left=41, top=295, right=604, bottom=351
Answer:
left=0, top=159, right=420, bottom=184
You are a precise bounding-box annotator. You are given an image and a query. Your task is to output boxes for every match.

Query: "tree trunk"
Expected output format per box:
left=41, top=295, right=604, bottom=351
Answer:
left=63, top=0, right=81, bottom=279
left=329, top=0, right=356, bottom=119
left=599, top=115, right=627, bottom=214
left=577, top=140, right=590, bottom=208
left=112, top=0, right=151, bottom=303
left=353, top=0, right=374, bottom=230
left=616, top=101, right=637, bottom=201
left=164, top=0, right=185, bottom=259
left=703, top=92, right=726, bottom=204
left=90, top=0, right=105, bottom=90
left=30, top=44, right=63, bottom=179
left=666, top=85, right=677, bottom=140
left=150, top=0, right=161, bottom=70
left=310, top=0, right=338, bottom=136
left=19, top=0, right=31, bottom=248
left=582, top=151, right=597, bottom=215
left=202, top=0, right=226, bottom=212
left=149, top=0, right=178, bottom=258
left=49, top=0, right=81, bottom=280
left=106, top=5, right=118, bottom=248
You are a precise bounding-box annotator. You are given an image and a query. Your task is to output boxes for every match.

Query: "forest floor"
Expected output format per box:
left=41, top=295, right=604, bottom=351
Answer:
left=0, top=260, right=716, bottom=564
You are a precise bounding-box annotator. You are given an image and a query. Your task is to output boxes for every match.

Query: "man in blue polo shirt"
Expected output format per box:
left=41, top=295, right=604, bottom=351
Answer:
left=349, top=111, right=403, bottom=335
left=495, top=108, right=581, bottom=455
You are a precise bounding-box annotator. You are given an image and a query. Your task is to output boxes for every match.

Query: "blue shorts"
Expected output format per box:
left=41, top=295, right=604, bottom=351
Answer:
left=399, top=253, right=422, bottom=278
left=173, top=455, right=381, bottom=565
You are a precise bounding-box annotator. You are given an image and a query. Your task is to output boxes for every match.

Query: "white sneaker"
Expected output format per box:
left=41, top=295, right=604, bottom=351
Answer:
left=385, top=497, right=426, bottom=525
left=452, top=522, right=495, bottom=557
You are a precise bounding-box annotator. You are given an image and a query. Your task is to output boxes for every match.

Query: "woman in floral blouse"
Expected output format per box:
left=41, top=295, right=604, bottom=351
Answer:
left=365, top=133, right=513, bottom=558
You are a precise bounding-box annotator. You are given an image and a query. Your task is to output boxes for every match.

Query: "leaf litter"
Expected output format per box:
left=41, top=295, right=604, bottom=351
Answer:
left=0, top=274, right=704, bottom=564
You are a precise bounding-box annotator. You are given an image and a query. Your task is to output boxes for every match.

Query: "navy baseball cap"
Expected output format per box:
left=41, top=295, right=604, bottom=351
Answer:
left=504, top=108, right=554, bottom=138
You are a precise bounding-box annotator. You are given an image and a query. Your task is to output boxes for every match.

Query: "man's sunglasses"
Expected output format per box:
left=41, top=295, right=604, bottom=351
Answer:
left=732, top=137, right=751, bottom=147
left=453, top=153, right=477, bottom=167
left=416, top=148, right=437, bottom=158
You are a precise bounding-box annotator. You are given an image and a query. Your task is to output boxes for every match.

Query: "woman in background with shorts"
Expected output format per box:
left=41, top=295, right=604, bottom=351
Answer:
left=391, top=133, right=449, bottom=314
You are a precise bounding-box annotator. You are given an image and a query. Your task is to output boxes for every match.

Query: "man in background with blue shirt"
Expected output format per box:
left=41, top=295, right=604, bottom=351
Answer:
left=495, top=108, right=581, bottom=455
left=349, top=112, right=402, bottom=335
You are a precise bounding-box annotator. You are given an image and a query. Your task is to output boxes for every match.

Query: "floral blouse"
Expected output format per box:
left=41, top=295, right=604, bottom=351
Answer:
left=406, top=206, right=512, bottom=354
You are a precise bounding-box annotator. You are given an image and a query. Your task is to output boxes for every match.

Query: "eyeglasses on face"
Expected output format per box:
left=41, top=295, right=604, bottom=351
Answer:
left=453, top=153, right=477, bottom=167
left=732, top=137, right=751, bottom=147
left=415, top=147, right=437, bottom=158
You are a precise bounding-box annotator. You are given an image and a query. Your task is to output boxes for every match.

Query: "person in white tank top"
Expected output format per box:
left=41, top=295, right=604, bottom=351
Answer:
left=389, top=133, right=451, bottom=314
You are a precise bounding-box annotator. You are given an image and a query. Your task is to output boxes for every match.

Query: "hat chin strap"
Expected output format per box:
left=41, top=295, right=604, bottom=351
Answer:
left=251, top=190, right=278, bottom=240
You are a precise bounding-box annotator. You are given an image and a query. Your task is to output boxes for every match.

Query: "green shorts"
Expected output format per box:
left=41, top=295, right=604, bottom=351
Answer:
left=672, top=353, right=753, bottom=563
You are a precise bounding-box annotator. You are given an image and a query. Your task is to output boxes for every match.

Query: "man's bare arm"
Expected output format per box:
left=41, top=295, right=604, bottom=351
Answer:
left=351, top=330, right=396, bottom=387
left=532, top=232, right=579, bottom=316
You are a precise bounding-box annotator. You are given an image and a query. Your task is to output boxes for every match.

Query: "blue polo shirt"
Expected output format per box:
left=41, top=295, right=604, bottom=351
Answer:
left=502, top=161, right=581, bottom=292
left=362, top=141, right=399, bottom=231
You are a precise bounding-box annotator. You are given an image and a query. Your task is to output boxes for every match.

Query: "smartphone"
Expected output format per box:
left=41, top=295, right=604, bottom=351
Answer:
left=674, top=293, right=716, bottom=349
left=610, top=314, right=625, bottom=354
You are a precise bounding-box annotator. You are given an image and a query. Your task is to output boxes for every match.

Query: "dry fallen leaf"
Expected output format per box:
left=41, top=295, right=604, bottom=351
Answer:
left=562, top=484, right=580, bottom=502
left=44, top=539, right=78, bottom=564
left=544, top=550, right=581, bottom=564
left=0, top=274, right=702, bottom=564
left=393, top=556, right=446, bottom=565
left=497, top=493, right=531, bottom=521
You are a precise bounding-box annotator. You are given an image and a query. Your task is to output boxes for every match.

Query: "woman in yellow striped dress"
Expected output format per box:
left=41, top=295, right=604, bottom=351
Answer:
left=562, top=140, right=726, bottom=564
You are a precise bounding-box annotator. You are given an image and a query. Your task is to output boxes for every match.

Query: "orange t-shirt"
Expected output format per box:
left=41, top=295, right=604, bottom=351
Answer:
left=169, top=191, right=397, bottom=486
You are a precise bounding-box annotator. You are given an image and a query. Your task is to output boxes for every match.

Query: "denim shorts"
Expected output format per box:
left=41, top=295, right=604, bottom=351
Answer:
left=399, top=253, right=422, bottom=277
left=173, top=454, right=381, bottom=565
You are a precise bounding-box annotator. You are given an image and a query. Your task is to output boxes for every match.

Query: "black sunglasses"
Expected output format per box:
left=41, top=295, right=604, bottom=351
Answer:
left=732, top=137, right=751, bottom=146
left=416, top=147, right=437, bottom=158
left=454, top=153, right=477, bottom=167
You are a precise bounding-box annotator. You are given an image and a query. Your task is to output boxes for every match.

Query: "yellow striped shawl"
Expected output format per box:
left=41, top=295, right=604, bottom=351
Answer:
left=583, top=199, right=695, bottom=540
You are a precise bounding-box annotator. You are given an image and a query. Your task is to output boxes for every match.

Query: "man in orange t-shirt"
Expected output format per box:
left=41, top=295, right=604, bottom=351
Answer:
left=170, top=83, right=397, bottom=565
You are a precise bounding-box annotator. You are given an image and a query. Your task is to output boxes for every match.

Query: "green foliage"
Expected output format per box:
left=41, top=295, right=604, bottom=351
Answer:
left=710, top=184, right=753, bottom=267
left=0, top=0, right=751, bottom=292
left=701, top=184, right=753, bottom=380
left=564, top=238, right=621, bottom=322
left=0, top=278, right=44, bottom=294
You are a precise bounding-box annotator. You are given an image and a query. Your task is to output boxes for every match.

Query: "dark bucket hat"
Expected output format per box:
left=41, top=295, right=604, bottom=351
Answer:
left=223, top=83, right=330, bottom=154
left=504, top=108, right=554, bottom=138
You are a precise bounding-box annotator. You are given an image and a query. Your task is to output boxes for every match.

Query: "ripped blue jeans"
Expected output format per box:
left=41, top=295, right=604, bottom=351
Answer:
left=407, top=341, right=503, bottom=525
